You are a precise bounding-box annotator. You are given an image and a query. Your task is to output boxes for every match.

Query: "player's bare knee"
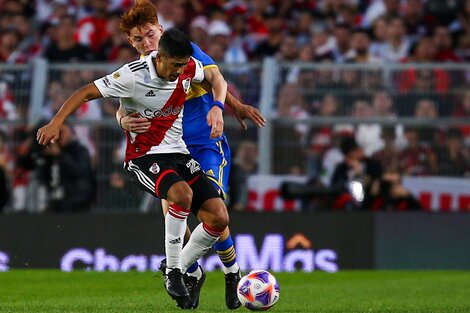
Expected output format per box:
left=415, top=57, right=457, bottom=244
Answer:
left=167, top=182, right=193, bottom=208
left=210, top=202, right=229, bottom=230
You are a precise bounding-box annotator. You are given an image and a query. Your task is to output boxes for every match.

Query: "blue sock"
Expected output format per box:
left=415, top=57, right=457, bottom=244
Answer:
left=186, top=261, right=199, bottom=273
left=214, top=235, right=237, bottom=268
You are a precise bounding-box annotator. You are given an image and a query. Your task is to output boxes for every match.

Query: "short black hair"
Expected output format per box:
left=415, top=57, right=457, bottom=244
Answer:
left=340, top=136, right=359, bottom=155
left=159, top=28, right=193, bottom=58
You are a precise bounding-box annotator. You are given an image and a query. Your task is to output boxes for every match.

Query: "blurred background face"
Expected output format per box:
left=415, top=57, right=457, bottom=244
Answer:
left=372, top=18, right=387, bottom=42
left=433, top=26, right=452, bottom=51
left=351, top=32, right=370, bottom=55
left=128, top=23, right=163, bottom=56
left=56, top=16, right=75, bottom=41
left=373, top=91, right=392, bottom=115
left=415, top=100, right=437, bottom=118
left=0, top=30, right=20, bottom=51
left=320, top=95, right=338, bottom=116
left=387, top=18, right=405, bottom=40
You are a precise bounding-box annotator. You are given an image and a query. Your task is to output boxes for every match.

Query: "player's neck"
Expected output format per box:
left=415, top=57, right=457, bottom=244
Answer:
left=154, top=59, right=165, bottom=80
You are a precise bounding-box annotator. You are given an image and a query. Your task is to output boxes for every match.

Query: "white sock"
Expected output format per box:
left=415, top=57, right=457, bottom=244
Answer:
left=165, top=204, right=189, bottom=272
left=224, top=263, right=240, bottom=274
left=186, top=266, right=202, bottom=280
left=181, top=223, right=223, bottom=273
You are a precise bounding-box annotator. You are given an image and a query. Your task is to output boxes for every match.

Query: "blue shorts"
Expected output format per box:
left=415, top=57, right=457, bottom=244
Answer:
left=187, top=137, right=231, bottom=199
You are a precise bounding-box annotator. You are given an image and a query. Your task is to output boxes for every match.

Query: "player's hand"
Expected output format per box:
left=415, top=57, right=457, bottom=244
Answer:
left=234, top=104, right=266, bottom=130
left=207, top=106, right=224, bottom=139
left=121, top=112, right=150, bottom=133
left=36, top=122, right=61, bottom=146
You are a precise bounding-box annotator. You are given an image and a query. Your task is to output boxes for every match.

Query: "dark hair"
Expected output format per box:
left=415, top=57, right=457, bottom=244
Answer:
left=340, top=136, right=359, bottom=155
left=159, top=28, right=193, bottom=58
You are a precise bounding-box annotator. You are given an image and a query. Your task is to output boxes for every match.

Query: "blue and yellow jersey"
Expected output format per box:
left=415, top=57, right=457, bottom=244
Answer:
left=183, top=42, right=225, bottom=145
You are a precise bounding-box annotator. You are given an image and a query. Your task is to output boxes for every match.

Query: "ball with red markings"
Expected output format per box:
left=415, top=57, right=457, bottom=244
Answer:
left=237, top=270, right=280, bottom=311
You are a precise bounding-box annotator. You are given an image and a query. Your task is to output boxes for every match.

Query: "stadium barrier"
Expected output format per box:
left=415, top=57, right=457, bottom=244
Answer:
left=1, top=212, right=469, bottom=272
left=1, top=61, right=470, bottom=212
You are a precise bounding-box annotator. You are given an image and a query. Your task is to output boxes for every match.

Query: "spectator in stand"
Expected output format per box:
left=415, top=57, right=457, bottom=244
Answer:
left=44, top=15, right=96, bottom=62
left=362, top=0, right=401, bottom=28
left=189, top=16, right=209, bottom=52
left=114, top=43, right=138, bottom=63
left=372, top=126, right=401, bottom=173
left=76, top=0, right=110, bottom=60
left=369, top=16, right=388, bottom=58
left=346, top=28, right=382, bottom=64
left=398, top=37, right=451, bottom=115
left=402, top=0, right=426, bottom=42
left=350, top=99, right=385, bottom=157
left=228, top=140, right=259, bottom=211
left=375, top=16, right=411, bottom=63
left=252, top=6, right=284, bottom=59
left=432, top=25, right=459, bottom=62
left=318, top=22, right=353, bottom=63
left=311, top=23, right=334, bottom=59
left=7, top=13, right=42, bottom=60
left=102, top=11, right=129, bottom=62
left=452, top=89, right=470, bottom=146
left=18, top=122, right=94, bottom=212
left=274, top=82, right=308, bottom=174
left=414, top=98, right=442, bottom=144
left=245, top=0, right=271, bottom=39
left=0, top=27, right=28, bottom=64
left=371, top=90, right=406, bottom=148
left=207, top=20, right=230, bottom=57
left=0, top=80, right=18, bottom=122
left=400, top=127, right=438, bottom=176
left=155, top=0, right=176, bottom=31
left=331, top=136, right=421, bottom=211
left=289, top=9, right=314, bottom=47
left=253, top=6, right=285, bottom=59
left=437, top=129, right=470, bottom=177
left=306, top=94, right=339, bottom=177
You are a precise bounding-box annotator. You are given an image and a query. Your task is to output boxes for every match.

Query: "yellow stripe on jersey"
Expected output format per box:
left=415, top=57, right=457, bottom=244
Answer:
left=185, top=64, right=218, bottom=101
left=186, top=82, right=208, bottom=101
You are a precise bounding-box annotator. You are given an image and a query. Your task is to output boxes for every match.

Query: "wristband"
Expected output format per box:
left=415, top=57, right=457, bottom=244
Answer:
left=212, top=100, right=224, bottom=111
left=119, top=115, right=125, bottom=129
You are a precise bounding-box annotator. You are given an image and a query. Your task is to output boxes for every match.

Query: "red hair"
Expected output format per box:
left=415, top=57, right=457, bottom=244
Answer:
left=119, top=0, right=159, bottom=35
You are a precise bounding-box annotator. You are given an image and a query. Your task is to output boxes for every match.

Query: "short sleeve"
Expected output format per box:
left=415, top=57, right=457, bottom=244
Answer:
left=191, top=57, right=204, bottom=83
left=93, top=65, right=135, bottom=98
left=191, top=42, right=216, bottom=68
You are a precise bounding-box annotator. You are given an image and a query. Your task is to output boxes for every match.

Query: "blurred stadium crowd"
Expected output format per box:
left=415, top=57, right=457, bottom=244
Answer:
left=1, top=0, right=470, bottom=213
left=1, top=0, right=470, bottom=64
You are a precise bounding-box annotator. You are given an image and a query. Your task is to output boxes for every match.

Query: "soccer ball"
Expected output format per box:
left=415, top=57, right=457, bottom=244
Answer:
left=237, top=270, right=280, bottom=311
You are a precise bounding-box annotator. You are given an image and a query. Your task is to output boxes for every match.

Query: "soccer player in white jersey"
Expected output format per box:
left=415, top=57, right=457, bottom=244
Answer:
left=115, top=0, right=266, bottom=310
left=37, top=29, right=230, bottom=310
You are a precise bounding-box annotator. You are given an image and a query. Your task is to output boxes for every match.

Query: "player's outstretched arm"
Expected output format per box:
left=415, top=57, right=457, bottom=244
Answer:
left=226, top=92, right=266, bottom=130
left=36, top=83, right=102, bottom=146
left=198, top=66, right=266, bottom=130
left=203, top=67, right=227, bottom=139
left=116, top=104, right=150, bottom=133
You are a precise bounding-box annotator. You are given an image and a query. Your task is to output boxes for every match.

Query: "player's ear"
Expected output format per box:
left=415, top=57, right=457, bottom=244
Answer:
left=127, top=36, right=135, bottom=48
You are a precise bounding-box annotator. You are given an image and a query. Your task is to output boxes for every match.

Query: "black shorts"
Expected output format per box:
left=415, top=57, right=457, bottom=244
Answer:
left=124, top=153, right=221, bottom=214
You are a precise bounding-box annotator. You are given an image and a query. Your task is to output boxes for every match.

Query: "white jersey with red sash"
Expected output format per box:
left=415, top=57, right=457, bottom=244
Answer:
left=94, top=51, right=204, bottom=161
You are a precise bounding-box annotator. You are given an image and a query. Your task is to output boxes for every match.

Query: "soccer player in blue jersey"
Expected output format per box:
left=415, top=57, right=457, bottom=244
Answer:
left=116, top=0, right=266, bottom=310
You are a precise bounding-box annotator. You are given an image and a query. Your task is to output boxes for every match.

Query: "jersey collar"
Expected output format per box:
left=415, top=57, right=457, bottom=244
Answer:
left=145, top=51, right=159, bottom=80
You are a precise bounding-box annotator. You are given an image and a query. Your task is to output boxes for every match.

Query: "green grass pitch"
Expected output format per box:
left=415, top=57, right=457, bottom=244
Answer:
left=1, top=270, right=469, bottom=313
